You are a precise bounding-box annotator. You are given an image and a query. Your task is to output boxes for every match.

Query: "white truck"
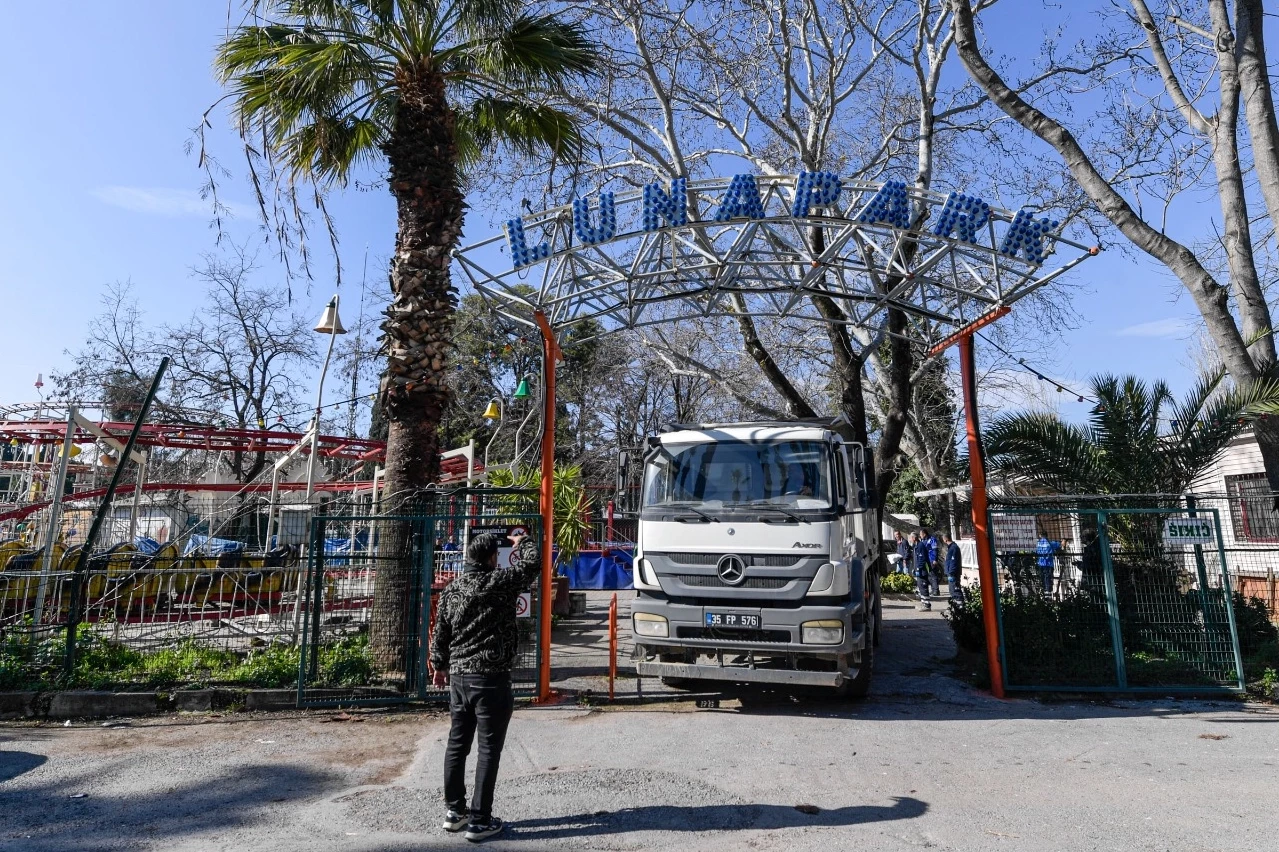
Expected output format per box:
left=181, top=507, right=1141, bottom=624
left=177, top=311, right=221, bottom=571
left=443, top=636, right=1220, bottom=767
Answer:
left=630, top=421, right=882, bottom=696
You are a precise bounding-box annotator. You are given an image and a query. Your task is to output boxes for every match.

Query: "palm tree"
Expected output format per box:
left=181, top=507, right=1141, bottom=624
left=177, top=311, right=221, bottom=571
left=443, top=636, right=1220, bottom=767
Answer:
left=216, top=0, right=596, bottom=668
left=985, top=370, right=1279, bottom=497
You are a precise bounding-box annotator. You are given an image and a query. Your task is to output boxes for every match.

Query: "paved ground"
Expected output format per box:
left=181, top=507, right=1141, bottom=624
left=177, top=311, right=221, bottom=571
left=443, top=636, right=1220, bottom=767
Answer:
left=3, top=595, right=1277, bottom=851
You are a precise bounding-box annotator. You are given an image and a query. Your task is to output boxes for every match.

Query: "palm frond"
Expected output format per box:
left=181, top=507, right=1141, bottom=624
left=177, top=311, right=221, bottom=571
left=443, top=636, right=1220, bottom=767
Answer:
left=448, top=13, right=598, bottom=86
left=456, top=97, right=583, bottom=164
left=985, top=412, right=1109, bottom=494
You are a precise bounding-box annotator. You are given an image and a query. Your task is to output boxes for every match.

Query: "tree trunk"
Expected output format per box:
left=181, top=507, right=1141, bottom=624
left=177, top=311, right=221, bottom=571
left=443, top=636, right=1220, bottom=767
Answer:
left=370, top=66, right=463, bottom=672
left=1234, top=0, right=1279, bottom=260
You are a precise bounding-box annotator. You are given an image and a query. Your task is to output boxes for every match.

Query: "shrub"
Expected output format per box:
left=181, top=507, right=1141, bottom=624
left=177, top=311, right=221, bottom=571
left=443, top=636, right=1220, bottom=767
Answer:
left=880, top=572, right=917, bottom=595
left=318, top=634, right=375, bottom=686
left=942, top=586, right=986, bottom=652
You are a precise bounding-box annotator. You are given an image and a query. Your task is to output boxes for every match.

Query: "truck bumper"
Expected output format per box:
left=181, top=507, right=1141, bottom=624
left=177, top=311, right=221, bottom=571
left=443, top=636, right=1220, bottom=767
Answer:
left=630, top=597, right=864, bottom=656
left=635, top=659, right=845, bottom=687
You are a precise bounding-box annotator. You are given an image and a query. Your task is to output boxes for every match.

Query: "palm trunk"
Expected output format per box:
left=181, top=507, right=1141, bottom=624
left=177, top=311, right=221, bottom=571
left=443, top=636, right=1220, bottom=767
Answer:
left=370, top=67, right=463, bottom=672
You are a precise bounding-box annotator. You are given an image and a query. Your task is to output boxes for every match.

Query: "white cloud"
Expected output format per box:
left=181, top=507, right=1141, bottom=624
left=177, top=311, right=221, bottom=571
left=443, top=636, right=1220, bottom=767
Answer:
left=1116, top=318, right=1192, bottom=338
left=91, top=186, right=250, bottom=218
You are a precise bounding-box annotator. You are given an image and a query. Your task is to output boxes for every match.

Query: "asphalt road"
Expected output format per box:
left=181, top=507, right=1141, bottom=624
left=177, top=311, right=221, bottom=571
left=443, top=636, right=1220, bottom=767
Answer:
left=2, top=598, right=1277, bottom=851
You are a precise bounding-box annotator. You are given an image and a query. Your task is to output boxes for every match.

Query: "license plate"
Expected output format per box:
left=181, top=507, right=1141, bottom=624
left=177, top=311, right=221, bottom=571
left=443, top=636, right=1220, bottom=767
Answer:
left=705, top=611, right=760, bottom=629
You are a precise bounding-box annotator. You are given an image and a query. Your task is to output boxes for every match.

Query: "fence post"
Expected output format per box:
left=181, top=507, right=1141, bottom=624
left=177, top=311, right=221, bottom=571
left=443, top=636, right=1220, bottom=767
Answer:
left=1209, top=508, right=1248, bottom=691
left=1094, top=511, right=1128, bottom=690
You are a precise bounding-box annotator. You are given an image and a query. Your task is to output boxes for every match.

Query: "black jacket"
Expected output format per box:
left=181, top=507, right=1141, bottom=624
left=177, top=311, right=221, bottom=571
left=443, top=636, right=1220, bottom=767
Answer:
left=429, top=538, right=540, bottom=675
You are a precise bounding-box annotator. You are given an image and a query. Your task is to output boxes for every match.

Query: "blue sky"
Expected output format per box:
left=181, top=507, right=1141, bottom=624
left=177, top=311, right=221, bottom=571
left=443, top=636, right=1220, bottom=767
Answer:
left=0, top=2, right=1216, bottom=420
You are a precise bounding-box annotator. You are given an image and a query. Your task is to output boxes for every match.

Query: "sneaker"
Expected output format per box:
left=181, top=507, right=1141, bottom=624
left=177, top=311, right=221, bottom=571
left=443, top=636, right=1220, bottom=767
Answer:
left=442, top=809, right=470, bottom=832
left=464, top=816, right=505, bottom=842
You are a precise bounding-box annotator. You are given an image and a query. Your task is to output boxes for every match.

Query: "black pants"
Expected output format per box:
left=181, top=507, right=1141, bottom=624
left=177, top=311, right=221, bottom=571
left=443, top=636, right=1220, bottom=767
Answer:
left=443, top=672, right=514, bottom=820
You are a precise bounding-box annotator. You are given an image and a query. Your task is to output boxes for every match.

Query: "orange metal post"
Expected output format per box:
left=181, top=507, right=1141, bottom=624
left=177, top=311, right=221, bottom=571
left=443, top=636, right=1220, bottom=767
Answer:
left=534, top=310, right=561, bottom=703
left=957, top=334, right=1006, bottom=698
left=608, top=592, right=618, bottom=701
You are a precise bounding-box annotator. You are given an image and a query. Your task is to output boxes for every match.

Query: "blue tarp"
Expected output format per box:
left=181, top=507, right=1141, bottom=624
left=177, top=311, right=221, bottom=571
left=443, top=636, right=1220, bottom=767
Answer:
left=563, top=548, right=633, bottom=590
left=133, top=536, right=162, bottom=555
left=183, top=535, right=246, bottom=556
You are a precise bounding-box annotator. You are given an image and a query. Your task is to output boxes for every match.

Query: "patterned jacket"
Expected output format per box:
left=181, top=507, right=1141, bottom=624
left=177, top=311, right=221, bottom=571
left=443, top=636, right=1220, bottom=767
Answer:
left=429, top=538, right=540, bottom=676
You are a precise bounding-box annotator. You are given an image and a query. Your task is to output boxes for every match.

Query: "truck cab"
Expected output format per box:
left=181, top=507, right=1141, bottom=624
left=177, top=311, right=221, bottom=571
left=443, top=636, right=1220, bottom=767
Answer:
left=630, top=421, right=881, bottom=695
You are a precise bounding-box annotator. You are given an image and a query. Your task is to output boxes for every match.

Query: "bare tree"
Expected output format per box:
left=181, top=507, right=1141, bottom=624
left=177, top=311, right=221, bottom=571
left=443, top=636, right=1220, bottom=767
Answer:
left=57, top=248, right=318, bottom=484
left=951, top=0, right=1279, bottom=489
left=480, top=0, right=1099, bottom=506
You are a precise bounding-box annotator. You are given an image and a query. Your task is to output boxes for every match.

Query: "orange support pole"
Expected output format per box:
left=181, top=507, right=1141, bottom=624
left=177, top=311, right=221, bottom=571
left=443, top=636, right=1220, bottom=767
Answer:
left=534, top=310, right=561, bottom=703
left=957, top=333, right=1006, bottom=698
left=608, top=592, right=618, bottom=702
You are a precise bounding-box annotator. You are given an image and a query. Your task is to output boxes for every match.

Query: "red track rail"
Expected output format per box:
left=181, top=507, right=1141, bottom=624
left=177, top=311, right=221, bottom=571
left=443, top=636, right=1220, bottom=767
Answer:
left=0, top=420, right=385, bottom=461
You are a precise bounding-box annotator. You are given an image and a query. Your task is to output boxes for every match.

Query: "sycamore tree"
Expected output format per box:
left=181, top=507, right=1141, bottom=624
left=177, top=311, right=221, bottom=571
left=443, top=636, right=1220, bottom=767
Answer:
left=951, top=0, right=1279, bottom=492
left=215, top=0, right=596, bottom=669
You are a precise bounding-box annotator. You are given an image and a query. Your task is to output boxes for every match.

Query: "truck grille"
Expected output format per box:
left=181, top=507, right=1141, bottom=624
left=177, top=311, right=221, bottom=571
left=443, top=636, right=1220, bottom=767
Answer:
left=663, top=552, right=805, bottom=568
left=675, top=574, right=790, bottom=589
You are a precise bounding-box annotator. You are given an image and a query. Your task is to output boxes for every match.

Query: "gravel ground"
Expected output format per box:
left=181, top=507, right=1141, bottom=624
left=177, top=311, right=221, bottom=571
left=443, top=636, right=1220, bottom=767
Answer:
left=2, top=597, right=1277, bottom=852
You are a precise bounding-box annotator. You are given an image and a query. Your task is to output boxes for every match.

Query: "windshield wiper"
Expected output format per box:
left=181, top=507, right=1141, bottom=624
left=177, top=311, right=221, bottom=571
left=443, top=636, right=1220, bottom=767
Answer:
left=725, top=502, right=803, bottom=523
left=665, top=503, right=716, bottom=522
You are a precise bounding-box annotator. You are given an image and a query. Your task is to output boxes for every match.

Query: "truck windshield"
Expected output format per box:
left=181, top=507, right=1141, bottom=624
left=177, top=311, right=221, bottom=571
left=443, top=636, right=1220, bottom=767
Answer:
left=643, top=440, right=834, bottom=511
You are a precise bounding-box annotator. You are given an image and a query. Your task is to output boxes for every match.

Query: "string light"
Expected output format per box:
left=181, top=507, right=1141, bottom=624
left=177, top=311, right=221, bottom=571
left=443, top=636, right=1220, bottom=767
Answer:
left=975, top=331, right=1096, bottom=403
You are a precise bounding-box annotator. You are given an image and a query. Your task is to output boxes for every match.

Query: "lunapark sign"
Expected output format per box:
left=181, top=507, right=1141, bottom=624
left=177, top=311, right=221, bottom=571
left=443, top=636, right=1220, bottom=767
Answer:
left=453, top=172, right=1097, bottom=344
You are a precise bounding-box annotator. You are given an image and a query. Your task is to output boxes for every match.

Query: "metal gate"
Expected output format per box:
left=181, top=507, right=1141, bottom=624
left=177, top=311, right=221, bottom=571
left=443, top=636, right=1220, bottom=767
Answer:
left=988, top=503, right=1245, bottom=694
left=296, top=492, right=542, bottom=708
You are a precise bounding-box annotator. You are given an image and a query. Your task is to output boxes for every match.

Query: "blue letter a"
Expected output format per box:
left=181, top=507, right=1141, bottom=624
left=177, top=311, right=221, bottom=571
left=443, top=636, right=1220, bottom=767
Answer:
left=713, top=174, right=766, bottom=222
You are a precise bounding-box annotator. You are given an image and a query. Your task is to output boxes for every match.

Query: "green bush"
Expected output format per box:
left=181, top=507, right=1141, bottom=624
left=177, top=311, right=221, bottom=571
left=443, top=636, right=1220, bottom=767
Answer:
left=1233, top=592, right=1279, bottom=680
left=942, top=586, right=987, bottom=652
left=0, top=627, right=377, bottom=691
left=880, top=572, right=917, bottom=595
left=318, top=635, right=375, bottom=686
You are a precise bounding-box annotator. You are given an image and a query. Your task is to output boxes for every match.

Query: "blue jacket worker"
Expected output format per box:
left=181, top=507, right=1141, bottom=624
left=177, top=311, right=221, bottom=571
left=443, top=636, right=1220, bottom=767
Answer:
left=1035, top=534, right=1061, bottom=595
left=912, top=532, right=932, bottom=611
left=921, top=528, right=941, bottom=596
left=430, top=531, right=539, bottom=842
left=943, top=533, right=963, bottom=603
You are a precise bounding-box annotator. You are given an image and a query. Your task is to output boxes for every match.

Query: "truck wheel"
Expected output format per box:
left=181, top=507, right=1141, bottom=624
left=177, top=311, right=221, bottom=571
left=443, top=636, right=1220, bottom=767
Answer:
left=838, top=611, right=874, bottom=699
left=873, top=585, right=883, bottom=648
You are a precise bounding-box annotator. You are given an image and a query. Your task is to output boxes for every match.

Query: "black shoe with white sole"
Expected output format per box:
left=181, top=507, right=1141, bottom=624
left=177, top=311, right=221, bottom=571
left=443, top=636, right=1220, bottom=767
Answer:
left=464, top=817, right=504, bottom=842
left=442, top=809, right=470, bottom=832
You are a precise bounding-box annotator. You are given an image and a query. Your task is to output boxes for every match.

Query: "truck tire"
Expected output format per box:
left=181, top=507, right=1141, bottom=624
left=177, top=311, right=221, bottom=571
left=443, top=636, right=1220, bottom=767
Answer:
left=872, top=585, right=883, bottom=648
left=836, top=611, right=874, bottom=699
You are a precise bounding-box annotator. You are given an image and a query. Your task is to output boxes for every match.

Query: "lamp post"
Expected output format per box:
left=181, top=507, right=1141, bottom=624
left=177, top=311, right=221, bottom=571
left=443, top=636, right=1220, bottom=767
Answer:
left=306, top=295, right=347, bottom=505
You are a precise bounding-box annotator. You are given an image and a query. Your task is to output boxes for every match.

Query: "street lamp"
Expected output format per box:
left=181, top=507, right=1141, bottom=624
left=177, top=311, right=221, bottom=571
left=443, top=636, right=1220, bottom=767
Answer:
left=306, top=295, right=347, bottom=503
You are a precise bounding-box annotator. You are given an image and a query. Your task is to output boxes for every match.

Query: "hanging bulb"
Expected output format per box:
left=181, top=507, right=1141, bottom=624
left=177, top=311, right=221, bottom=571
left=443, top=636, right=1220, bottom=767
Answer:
left=513, top=377, right=531, bottom=400
left=481, top=399, right=501, bottom=422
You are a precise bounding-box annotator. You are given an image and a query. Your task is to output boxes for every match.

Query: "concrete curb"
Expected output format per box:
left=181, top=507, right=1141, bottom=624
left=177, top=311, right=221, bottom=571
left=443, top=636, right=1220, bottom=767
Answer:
left=0, top=687, right=412, bottom=720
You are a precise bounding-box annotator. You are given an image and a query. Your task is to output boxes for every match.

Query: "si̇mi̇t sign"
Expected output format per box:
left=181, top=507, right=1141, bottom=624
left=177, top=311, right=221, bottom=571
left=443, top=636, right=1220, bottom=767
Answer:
left=1162, top=516, right=1216, bottom=546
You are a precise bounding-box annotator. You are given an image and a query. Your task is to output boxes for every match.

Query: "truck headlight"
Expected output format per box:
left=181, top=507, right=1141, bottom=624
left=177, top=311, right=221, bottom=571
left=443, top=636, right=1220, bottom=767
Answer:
left=801, top=619, right=844, bottom=645
left=633, top=612, right=669, bottom=638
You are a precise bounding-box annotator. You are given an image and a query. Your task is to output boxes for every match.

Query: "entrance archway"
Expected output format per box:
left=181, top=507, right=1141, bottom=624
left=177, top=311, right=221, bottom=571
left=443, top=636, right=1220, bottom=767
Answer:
left=456, top=172, right=1099, bottom=698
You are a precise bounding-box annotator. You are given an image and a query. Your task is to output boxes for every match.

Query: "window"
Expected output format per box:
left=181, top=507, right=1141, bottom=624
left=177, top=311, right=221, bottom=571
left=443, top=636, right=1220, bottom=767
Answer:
left=643, top=440, right=834, bottom=511
left=1226, top=473, right=1279, bottom=542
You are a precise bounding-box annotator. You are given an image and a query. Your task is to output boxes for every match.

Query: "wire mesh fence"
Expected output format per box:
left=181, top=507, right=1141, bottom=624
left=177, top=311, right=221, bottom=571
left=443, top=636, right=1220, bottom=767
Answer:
left=297, top=488, right=543, bottom=707
left=988, top=499, right=1246, bottom=693
left=0, top=486, right=544, bottom=701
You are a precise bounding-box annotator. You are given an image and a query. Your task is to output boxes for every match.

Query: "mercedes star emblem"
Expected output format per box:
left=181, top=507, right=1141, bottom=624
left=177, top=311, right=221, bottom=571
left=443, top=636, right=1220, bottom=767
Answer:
left=717, top=554, right=746, bottom=586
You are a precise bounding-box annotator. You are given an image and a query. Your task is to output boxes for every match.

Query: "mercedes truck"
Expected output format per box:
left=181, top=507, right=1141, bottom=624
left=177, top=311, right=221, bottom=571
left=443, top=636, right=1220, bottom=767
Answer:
left=630, top=421, right=882, bottom=696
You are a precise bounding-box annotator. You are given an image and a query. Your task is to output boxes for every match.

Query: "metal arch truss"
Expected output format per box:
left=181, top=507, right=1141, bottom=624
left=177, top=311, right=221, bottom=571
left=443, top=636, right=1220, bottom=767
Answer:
left=453, top=175, right=1097, bottom=344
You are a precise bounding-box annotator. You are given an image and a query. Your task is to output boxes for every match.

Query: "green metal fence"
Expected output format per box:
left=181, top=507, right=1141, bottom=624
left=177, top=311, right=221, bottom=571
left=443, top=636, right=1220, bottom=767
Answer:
left=297, top=489, right=542, bottom=707
left=988, top=502, right=1245, bottom=694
